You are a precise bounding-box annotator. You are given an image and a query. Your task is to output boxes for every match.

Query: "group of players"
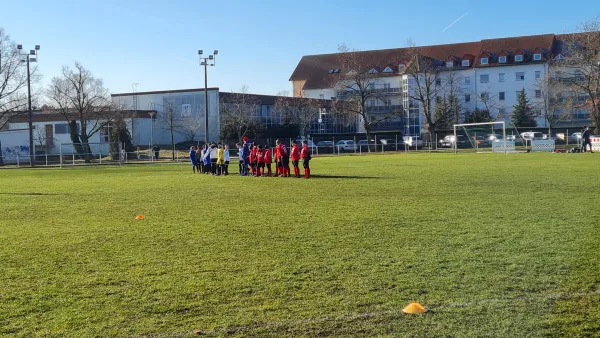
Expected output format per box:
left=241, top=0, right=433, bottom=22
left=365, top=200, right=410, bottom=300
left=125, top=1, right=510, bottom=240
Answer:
left=237, top=139, right=312, bottom=178
left=189, top=139, right=312, bottom=178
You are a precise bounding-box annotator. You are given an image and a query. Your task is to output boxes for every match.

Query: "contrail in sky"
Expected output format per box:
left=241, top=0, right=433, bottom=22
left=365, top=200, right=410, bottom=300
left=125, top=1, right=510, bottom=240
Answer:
left=442, top=12, right=469, bottom=32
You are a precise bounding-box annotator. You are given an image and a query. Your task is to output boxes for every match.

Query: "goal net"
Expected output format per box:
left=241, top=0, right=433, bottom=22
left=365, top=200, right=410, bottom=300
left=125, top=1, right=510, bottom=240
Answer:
left=452, top=121, right=513, bottom=153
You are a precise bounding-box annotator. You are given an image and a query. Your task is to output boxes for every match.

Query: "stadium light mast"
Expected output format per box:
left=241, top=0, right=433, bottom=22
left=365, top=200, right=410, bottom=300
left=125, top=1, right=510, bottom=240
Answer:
left=198, top=49, right=218, bottom=145
left=18, top=44, right=40, bottom=167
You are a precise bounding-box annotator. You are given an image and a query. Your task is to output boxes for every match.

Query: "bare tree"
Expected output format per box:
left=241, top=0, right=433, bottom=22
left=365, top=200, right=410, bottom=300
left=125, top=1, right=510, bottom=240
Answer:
left=403, top=52, right=446, bottom=143
left=46, top=62, right=120, bottom=162
left=181, top=114, right=203, bottom=143
left=219, top=86, right=262, bottom=142
left=434, top=69, right=463, bottom=130
left=0, top=28, right=41, bottom=165
left=274, top=90, right=323, bottom=139
left=555, top=19, right=600, bottom=131
left=535, top=71, right=572, bottom=135
left=333, top=44, right=403, bottom=151
left=156, top=98, right=182, bottom=160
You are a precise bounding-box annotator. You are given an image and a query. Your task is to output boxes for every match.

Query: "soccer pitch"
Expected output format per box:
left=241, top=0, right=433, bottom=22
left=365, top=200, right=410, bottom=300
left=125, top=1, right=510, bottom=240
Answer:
left=1, top=153, right=599, bottom=336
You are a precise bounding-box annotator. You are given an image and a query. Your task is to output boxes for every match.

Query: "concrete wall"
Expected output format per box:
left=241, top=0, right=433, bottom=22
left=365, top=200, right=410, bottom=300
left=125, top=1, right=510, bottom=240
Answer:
left=0, top=129, right=31, bottom=163
left=112, top=89, right=220, bottom=145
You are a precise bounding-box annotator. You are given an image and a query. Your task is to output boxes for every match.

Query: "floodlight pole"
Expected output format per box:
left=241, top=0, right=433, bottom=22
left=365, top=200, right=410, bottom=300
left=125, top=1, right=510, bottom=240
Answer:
left=198, top=49, right=218, bottom=145
left=18, top=45, right=40, bottom=167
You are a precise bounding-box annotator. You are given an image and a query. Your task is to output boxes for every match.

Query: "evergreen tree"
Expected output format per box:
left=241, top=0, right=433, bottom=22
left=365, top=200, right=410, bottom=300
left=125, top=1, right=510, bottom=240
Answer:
left=512, top=89, right=537, bottom=127
left=109, top=118, right=134, bottom=159
left=463, top=108, right=493, bottom=123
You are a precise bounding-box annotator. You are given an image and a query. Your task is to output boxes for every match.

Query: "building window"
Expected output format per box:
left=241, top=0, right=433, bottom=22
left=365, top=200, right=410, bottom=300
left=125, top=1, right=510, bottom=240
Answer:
left=383, top=66, right=393, bottom=73
left=535, top=71, right=541, bottom=79
left=499, top=92, right=505, bottom=101
left=515, top=55, right=523, bottom=62
left=436, top=96, right=443, bottom=104
left=384, top=98, right=391, bottom=106
left=462, top=60, right=470, bottom=67
left=533, top=53, right=542, bottom=61
left=499, top=56, right=507, bottom=63
left=54, top=123, right=69, bottom=135
left=535, top=90, right=542, bottom=98
left=464, top=77, right=471, bottom=84
left=446, top=61, right=454, bottom=68
left=480, top=57, right=489, bottom=65
left=480, top=92, right=489, bottom=101
left=435, top=78, right=441, bottom=86
left=465, top=94, right=471, bottom=103
left=368, top=99, right=376, bottom=107
left=319, top=94, right=325, bottom=99
left=368, top=68, right=378, bottom=74
left=499, top=108, right=506, bottom=117
left=383, top=83, right=391, bottom=89
left=100, top=124, right=111, bottom=143
left=516, top=72, right=525, bottom=81
left=480, top=74, right=489, bottom=83
left=499, top=73, right=505, bottom=82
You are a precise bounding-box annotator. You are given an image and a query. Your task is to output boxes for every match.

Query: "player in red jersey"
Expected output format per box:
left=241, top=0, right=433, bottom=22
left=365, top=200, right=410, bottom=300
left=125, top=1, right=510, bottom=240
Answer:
left=301, top=140, right=312, bottom=178
left=249, top=143, right=258, bottom=176
left=274, top=142, right=281, bottom=176
left=264, top=145, right=273, bottom=177
left=256, top=145, right=265, bottom=177
left=278, top=140, right=290, bottom=177
left=290, top=142, right=301, bottom=178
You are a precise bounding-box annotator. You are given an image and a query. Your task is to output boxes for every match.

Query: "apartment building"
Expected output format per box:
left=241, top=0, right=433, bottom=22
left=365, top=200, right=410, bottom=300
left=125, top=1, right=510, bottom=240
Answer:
left=290, top=33, right=589, bottom=136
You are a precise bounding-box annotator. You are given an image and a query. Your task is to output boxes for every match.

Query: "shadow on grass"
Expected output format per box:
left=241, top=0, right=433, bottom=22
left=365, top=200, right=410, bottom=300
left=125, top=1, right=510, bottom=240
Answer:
left=310, top=174, right=383, bottom=179
left=0, top=192, right=67, bottom=196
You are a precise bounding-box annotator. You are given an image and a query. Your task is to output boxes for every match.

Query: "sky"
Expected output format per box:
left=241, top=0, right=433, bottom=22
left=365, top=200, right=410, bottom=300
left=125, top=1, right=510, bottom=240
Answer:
left=1, top=0, right=597, bottom=98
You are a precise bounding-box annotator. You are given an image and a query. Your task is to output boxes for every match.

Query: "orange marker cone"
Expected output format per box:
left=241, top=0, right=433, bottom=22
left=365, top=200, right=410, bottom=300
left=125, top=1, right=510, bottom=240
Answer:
left=135, top=215, right=145, bottom=220
left=402, top=302, right=427, bottom=314
left=193, top=329, right=202, bottom=335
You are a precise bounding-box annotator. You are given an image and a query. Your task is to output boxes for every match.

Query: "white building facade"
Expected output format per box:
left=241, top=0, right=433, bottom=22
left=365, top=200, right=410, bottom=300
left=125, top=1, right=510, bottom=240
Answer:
left=290, top=33, right=589, bottom=136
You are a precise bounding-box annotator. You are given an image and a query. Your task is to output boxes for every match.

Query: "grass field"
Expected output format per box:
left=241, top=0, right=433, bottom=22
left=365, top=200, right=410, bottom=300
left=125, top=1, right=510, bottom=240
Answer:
left=1, top=153, right=600, bottom=337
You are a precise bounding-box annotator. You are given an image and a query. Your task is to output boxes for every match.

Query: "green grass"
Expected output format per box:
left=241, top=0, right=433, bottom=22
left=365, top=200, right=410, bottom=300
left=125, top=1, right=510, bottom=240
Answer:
left=1, top=153, right=600, bottom=337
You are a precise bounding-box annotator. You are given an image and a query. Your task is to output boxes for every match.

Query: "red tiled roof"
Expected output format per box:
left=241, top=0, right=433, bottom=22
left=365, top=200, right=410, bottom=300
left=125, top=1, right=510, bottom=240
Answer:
left=290, top=33, right=572, bottom=90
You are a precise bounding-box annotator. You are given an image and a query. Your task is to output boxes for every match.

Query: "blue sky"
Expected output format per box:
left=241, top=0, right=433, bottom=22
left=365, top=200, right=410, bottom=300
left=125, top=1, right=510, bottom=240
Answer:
left=1, top=0, right=596, bottom=97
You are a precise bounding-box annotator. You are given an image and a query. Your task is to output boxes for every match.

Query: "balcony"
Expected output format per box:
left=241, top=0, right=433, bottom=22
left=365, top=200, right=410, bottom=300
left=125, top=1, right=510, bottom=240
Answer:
left=336, top=87, right=401, bottom=99
left=365, top=105, right=404, bottom=113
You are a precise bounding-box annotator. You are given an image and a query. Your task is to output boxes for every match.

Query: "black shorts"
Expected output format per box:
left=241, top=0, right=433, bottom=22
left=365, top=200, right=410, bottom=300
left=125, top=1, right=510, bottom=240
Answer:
left=276, top=160, right=283, bottom=168
left=252, top=161, right=258, bottom=167
left=211, top=159, right=217, bottom=164
left=225, top=161, right=230, bottom=165
left=292, top=160, right=299, bottom=167
left=282, top=156, right=290, bottom=167
left=303, top=158, right=310, bottom=168
left=258, top=162, right=265, bottom=168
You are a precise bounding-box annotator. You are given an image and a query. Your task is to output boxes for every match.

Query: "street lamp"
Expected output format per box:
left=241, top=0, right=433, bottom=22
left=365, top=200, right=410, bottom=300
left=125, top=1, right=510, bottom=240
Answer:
left=18, top=44, right=40, bottom=167
left=148, top=102, right=156, bottom=149
left=198, top=49, right=218, bottom=144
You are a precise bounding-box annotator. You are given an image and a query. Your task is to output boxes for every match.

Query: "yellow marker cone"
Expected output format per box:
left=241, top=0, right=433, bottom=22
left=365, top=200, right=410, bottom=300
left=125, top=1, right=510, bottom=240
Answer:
left=135, top=215, right=145, bottom=220
left=402, top=302, right=427, bottom=314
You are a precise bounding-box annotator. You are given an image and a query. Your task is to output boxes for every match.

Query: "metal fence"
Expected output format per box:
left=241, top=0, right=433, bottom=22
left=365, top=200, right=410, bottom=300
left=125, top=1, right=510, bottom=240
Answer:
left=1, top=132, right=595, bottom=169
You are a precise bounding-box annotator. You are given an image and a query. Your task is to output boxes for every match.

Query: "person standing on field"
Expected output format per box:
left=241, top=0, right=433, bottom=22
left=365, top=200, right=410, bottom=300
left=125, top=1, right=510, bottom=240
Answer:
left=301, top=140, right=312, bottom=178
left=264, top=145, right=273, bottom=177
left=236, top=143, right=244, bottom=175
left=256, top=145, right=265, bottom=177
left=223, top=145, right=230, bottom=176
left=189, top=146, right=198, bottom=173
left=209, top=143, right=218, bottom=175
left=195, top=146, right=202, bottom=173
left=290, top=142, right=301, bottom=178
left=216, top=143, right=225, bottom=175
left=582, top=126, right=594, bottom=153
left=242, top=142, right=250, bottom=176
left=276, top=139, right=290, bottom=177
left=152, top=145, right=160, bottom=161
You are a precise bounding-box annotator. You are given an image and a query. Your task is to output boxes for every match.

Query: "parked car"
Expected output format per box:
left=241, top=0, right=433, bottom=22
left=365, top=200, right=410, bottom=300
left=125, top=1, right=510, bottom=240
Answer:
left=335, top=140, right=356, bottom=151
left=485, top=134, right=503, bottom=141
left=295, top=139, right=317, bottom=149
left=439, top=135, right=470, bottom=148
left=316, top=141, right=334, bottom=147
left=570, top=132, right=582, bottom=143
left=520, top=132, right=544, bottom=140
left=403, top=136, right=424, bottom=147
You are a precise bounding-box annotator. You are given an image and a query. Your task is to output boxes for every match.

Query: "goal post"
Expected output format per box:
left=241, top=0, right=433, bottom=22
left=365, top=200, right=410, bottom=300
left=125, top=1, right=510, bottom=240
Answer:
left=452, top=121, right=513, bottom=154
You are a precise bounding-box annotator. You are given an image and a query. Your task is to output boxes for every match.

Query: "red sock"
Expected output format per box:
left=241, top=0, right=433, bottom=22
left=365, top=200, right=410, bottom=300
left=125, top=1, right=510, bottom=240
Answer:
left=268, top=167, right=272, bottom=176
left=286, top=167, right=291, bottom=177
